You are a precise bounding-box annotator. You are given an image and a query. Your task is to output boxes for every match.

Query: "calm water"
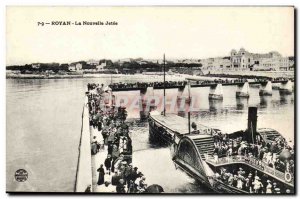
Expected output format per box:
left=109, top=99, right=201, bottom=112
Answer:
left=6, top=77, right=294, bottom=192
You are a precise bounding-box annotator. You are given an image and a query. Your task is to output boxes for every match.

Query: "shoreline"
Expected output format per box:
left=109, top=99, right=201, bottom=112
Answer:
left=6, top=70, right=294, bottom=80
left=5, top=73, right=192, bottom=81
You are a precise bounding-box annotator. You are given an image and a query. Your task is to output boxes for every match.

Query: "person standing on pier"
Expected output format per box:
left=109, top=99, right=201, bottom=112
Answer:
left=111, top=146, right=120, bottom=172
left=116, top=179, right=126, bottom=193
left=191, top=122, right=199, bottom=134
left=111, top=171, right=120, bottom=186
left=138, top=176, right=147, bottom=193
left=104, top=154, right=112, bottom=175
left=124, top=163, right=133, bottom=188
left=97, top=164, right=105, bottom=185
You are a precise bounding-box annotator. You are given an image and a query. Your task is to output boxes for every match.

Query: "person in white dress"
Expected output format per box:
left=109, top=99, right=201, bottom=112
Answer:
left=266, top=180, right=272, bottom=193
left=237, top=174, right=244, bottom=189
left=266, top=152, right=272, bottom=165
left=253, top=176, right=263, bottom=193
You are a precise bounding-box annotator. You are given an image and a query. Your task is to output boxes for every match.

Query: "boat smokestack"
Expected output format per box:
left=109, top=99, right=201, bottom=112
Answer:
left=247, top=107, right=257, bottom=143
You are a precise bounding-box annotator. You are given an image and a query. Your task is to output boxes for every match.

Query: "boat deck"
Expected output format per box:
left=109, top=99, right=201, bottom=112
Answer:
left=150, top=113, right=213, bottom=135
left=206, top=155, right=294, bottom=187
left=150, top=114, right=190, bottom=135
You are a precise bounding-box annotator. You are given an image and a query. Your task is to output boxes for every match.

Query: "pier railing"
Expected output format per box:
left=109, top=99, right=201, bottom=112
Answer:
left=206, top=155, right=294, bottom=186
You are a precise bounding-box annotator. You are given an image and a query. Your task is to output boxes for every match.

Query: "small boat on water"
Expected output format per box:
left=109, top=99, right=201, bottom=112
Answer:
left=148, top=107, right=294, bottom=194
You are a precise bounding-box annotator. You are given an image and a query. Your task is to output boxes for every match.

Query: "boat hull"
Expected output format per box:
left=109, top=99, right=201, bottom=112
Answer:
left=149, top=120, right=173, bottom=145
left=173, top=158, right=247, bottom=194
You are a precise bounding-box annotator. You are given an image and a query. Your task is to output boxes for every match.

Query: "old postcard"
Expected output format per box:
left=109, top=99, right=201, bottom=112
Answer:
left=6, top=6, right=295, bottom=194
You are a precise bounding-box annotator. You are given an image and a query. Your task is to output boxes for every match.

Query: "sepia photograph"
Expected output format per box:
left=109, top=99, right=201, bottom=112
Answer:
left=6, top=6, right=295, bottom=194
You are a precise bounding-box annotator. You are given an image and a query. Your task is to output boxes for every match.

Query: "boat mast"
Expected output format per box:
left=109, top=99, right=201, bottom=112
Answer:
left=163, top=54, right=166, bottom=116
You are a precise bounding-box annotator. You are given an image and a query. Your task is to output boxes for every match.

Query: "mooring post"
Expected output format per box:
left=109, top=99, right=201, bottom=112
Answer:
left=247, top=107, right=257, bottom=144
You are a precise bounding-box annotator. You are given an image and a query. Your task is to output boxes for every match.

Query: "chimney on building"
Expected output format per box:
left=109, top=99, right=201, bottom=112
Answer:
left=247, top=107, right=257, bottom=143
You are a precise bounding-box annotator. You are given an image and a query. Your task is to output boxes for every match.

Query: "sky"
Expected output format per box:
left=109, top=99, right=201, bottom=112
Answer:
left=6, top=6, right=294, bottom=65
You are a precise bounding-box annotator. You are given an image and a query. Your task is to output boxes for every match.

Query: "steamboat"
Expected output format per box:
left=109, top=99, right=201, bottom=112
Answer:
left=148, top=107, right=295, bottom=193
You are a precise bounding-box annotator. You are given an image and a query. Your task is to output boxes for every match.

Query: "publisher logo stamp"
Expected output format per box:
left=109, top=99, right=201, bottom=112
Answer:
left=15, top=169, right=28, bottom=182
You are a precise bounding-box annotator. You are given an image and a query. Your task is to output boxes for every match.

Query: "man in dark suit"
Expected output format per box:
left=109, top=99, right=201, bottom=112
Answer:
left=111, top=171, right=120, bottom=186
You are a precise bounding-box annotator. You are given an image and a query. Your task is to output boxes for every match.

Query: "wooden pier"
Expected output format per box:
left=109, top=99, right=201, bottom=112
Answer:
left=109, top=80, right=293, bottom=92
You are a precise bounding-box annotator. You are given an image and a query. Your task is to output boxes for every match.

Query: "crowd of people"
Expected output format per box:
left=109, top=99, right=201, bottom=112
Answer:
left=215, top=167, right=291, bottom=194
left=211, top=130, right=294, bottom=193
left=206, top=74, right=293, bottom=82
left=107, top=77, right=293, bottom=91
left=108, top=81, right=187, bottom=90
left=87, top=83, right=152, bottom=193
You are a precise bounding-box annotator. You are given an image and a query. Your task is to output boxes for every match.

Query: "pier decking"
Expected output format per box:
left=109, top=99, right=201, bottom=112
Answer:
left=151, top=114, right=218, bottom=134
left=90, top=127, right=114, bottom=193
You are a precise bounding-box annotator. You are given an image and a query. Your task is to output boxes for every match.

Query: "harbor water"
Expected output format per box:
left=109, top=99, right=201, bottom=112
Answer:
left=6, top=76, right=294, bottom=192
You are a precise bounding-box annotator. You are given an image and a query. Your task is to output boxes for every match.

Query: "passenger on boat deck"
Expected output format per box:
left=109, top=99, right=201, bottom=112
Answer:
left=274, top=188, right=281, bottom=194
left=191, top=122, right=200, bottom=134
left=266, top=180, right=272, bottom=193
left=227, top=173, right=233, bottom=185
left=238, top=168, right=246, bottom=177
left=232, top=175, right=238, bottom=187
left=216, top=167, right=282, bottom=193
left=212, top=132, right=294, bottom=176
left=237, top=173, right=245, bottom=189
left=271, top=182, right=282, bottom=194
left=253, top=176, right=263, bottom=193
left=213, top=153, right=219, bottom=163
